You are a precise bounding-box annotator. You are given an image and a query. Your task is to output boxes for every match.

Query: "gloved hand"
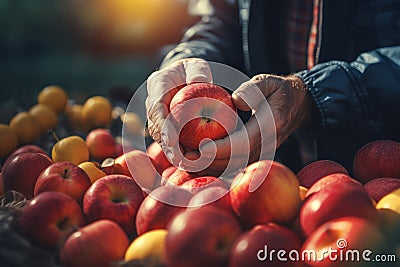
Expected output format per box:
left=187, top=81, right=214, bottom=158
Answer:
left=196, top=74, right=313, bottom=175
left=146, top=58, right=212, bottom=165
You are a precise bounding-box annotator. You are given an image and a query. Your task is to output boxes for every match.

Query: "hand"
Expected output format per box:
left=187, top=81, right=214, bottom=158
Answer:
left=197, top=74, right=313, bottom=175
left=146, top=58, right=212, bottom=164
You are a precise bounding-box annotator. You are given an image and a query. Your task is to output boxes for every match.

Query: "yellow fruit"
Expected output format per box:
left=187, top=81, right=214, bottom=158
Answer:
left=29, top=104, right=58, bottom=132
left=121, top=112, right=144, bottom=136
left=38, top=85, right=68, bottom=114
left=124, top=229, right=167, bottom=264
left=0, top=124, right=18, bottom=157
left=65, top=104, right=88, bottom=130
left=376, top=188, right=400, bottom=214
left=299, top=185, right=308, bottom=201
left=82, top=96, right=113, bottom=128
left=9, top=112, right=42, bottom=144
left=52, top=135, right=89, bottom=165
left=78, top=161, right=107, bottom=184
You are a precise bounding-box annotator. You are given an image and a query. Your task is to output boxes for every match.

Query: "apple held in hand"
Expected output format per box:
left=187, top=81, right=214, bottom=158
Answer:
left=230, top=160, right=301, bottom=227
left=17, top=191, right=84, bottom=250
left=83, top=174, right=144, bottom=235
left=296, top=160, right=349, bottom=188
left=34, top=161, right=91, bottom=205
left=2, top=152, right=52, bottom=198
left=166, top=207, right=241, bottom=267
left=135, top=186, right=192, bottom=236
left=300, top=183, right=378, bottom=236
left=169, top=83, right=237, bottom=150
left=229, top=223, right=303, bottom=267
left=301, top=217, right=385, bottom=267
left=353, top=139, right=400, bottom=183
left=60, top=219, right=129, bottom=267
left=85, top=128, right=116, bottom=160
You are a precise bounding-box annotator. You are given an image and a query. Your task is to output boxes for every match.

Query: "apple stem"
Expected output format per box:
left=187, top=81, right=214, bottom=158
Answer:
left=49, top=130, right=60, bottom=142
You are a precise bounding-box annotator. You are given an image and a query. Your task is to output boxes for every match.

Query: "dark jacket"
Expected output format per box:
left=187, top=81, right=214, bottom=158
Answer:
left=161, top=0, right=400, bottom=172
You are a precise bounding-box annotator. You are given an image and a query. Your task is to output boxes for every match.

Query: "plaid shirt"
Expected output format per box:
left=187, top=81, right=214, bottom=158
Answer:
left=284, top=0, right=319, bottom=72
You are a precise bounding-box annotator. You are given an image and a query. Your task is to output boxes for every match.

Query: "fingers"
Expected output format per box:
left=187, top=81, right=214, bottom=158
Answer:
left=232, top=74, right=283, bottom=111
left=146, top=58, right=212, bottom=145
left=183, top=58, right=212, bottom=84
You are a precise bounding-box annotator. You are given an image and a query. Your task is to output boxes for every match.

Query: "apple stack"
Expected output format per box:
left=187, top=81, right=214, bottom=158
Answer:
left=1, top=82, right=399, bottom=267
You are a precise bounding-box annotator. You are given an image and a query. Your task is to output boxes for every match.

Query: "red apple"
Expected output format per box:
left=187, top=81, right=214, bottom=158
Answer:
left=34, top=161, right=91, bottom=205
left=161, top=167, right=198, bottom=186
left=17, top=191, right=84, bottom=250
left=230, top=160, right=301, bottom=227
left=60, top=219, right=129, bottom=267
left=180, top=176, right=228, bottom=194
left=353, top=139, right=400, bottom=183
left=188, top=186, right=232, bottom=212
left=135, top=186, right=192, bottom=236
left=6, top=144, right=47, bottom=162
left=2, top=152, right=52, bottom=198
left=301, top=217, right=385, bottom=267
left=147, top=141, right=172, bottom=174
left=300, top=183, right=378, bottom=236
left=229, top=223, right=303, bottom=267
left=306, top=173, right=363, bottom=198
left=166, top=207, right=241, bottom=267
left=296, top=160, right=349, bottom=188
left=83, top=174, right=144, bottom=235
left=85, top=128, right=116, bottom=160
left=364, top=177, right=400, bottom=202
left=169, top=83, right=237, bottom=150
left=102, top=150, right=159, bottom=191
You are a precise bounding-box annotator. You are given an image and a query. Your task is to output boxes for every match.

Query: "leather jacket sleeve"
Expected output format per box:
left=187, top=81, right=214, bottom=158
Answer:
left=160, top=0, right=244, bottom=70
left=297, top=46, right=400, bottom=139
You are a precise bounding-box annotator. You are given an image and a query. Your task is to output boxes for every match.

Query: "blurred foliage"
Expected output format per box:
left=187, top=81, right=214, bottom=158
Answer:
left=0, top=0, right=196, bottom=108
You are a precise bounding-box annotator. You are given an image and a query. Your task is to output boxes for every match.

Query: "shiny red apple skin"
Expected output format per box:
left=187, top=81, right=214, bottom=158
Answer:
left=353, top=139, right=400, bottom=183
left=305, top=173, right=363, bottom=198
left=297, top=160, right=349, bottom=188
left=135, top=186, right=192, bottom=236
left=109, top=150, right=160, bottom=191
left=85, top=128, right=116, bottom=160
left=364, top=177, right=400, bottom=202
left=17, top=191, right=84, bottom=250
left=34, top=161, right=91, bottom=205
left=147, top=141, right=172, bottom=174
left=166, top=207, right=241, bottom=267
left=180, top=176, right=228, bottom=194
left=169, top=83, right=237, bottom=150
left=229, top=223, right=303, bottom=267
left=188, top=186, right=232, bottom=212
left=5, top=144, right=47, bottom=162
left=300, top=183, right=378, bottom=236
left=161, top=167, right=198, bottom=186
left=83, top=174, right=144, bottom=235
left=2, top=152, right=52, bottom=198
left=230, top=160, right=301, bottom=227
left=60, top=219, right=129, bottom=267
left=301, top=217, right=385, bottom=267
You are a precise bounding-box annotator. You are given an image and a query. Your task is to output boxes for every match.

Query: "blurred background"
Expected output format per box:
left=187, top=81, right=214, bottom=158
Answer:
left=0, top=0, right=199, bottom=122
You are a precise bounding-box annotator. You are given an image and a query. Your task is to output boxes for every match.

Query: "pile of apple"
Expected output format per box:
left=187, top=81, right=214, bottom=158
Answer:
left=0, top=83, right=399, bottom=267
